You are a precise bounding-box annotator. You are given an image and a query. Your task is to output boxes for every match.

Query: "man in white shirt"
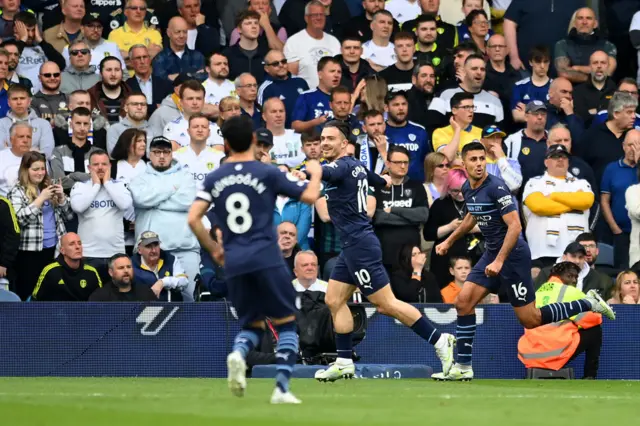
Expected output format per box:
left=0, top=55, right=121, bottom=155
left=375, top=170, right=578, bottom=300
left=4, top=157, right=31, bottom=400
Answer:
left=202, top=52, right=236, bottom=119
left=262, top=98, right=304, bottom=167
left=163, top=80, right=223, bottom=151
left=62, top=15, right=128, bottom=76
left=385, top=0, right=421, bottom=25
left=173, top=113, right=225, bottom=188
left=0, top=122, right=32, bottom=197
left=292, top=250, right=328, bottom=292
left=283, top=0, right=341, bottom=88
left=70, top=149, right=133, bottom=283
left=107, top=92, right=155, bottom=155
left=361, top=10, right=396, bottom=71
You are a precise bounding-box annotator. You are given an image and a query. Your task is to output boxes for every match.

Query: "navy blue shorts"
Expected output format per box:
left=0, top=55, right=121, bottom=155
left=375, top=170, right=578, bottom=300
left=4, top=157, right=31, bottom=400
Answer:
left=465, top=243, right=535, bottom=307
left=226, top=264, right=297, bottom=327
left=330, top=234, right=389, bottom=296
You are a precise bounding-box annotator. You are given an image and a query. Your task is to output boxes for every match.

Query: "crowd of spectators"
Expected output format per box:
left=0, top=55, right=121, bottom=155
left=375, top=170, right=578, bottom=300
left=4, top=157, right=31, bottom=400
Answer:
left=0, top=0, right=640, bottom=309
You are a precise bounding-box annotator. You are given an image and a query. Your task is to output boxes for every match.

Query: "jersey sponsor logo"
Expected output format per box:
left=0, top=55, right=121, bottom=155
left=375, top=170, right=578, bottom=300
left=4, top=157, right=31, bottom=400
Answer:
left=90, top=199, right=117, bottom=208
left=475, top=214, right=492, bottom=226
left=210, top=173, right=266, bottom=198
left=192, top=172, right=209, bottom=181
left=397, top=142, right=419, bottom=151
left=136, top=306, right=179, bottom=336
left=92, top=0, right=122, bottom=5
left=383, top=199, right=413, bottom=208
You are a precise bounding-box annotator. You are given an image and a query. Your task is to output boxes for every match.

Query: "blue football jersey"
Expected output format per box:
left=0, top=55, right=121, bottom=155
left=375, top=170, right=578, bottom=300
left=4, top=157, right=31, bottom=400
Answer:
left=510, top=77, right=552, bottom=110
left=322, top=156, right=387, bottom=247
left=385, top=121, right=431, bottom=181
left=197, top=161, right=307, bottom=277
left=291, top=88, right=333, bottom=132
left=462, top=174, right=524, bottom=252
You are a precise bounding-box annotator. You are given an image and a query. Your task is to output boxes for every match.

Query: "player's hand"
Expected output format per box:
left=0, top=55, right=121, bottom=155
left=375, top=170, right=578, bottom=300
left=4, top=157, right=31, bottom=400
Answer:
left=290, top=169, right=308, bottom=180
left=435, top=241, right=450, bottom=256
left=304, top=160, right=322, bottom=179
left=485, top=260, right=503, bottom=277
left=380, top=174, right=392, bottom=188
left=212, top=228, right=225, bottom=266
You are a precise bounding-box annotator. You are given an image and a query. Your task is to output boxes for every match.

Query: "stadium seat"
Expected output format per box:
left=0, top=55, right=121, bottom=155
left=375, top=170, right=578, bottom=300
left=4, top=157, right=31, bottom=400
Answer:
left=596, top=243, right=614, bottom=267
left=526, top=367, right=575, bottom=380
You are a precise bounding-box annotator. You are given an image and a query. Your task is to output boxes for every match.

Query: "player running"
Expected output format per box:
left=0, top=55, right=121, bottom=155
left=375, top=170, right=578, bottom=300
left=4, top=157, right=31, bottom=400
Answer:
left=311, top=121, right=456, bottom=382
left=188, top=115, right=322, bottom=404
left=433, top=142, right=615, bottom=381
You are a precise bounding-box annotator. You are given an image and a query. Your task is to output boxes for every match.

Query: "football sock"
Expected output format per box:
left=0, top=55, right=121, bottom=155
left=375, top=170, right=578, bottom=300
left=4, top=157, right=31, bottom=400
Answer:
left=540, top=299, right=591, bottom=325
left=275, top=322, right=298, bottom=393
left=410, top=317, right=442, bottom=345
left=335, top=332, right=353, bottom=361
left=456, top=314, right=476, bottom=366
left=232, top=328, right=263, bottom=358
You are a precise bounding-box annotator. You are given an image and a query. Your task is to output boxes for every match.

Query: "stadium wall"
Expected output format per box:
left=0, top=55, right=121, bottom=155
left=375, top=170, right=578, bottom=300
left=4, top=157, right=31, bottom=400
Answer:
left=0, top=303, right=638, bottom=379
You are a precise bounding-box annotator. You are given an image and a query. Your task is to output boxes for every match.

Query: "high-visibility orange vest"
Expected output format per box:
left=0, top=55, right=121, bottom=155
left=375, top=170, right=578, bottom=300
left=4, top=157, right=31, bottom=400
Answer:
left=517, top=279, right=602, bottom=370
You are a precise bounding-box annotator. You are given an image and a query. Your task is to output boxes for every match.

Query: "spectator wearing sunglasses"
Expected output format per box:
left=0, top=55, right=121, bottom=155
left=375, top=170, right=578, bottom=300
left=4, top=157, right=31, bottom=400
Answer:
left=62, top=15, right=128, bottom=77
left=32, top=62, right=68, bottom=123
left=60, top=39, right=101, bottom=95
left=257, top=49, right=308, bottom=128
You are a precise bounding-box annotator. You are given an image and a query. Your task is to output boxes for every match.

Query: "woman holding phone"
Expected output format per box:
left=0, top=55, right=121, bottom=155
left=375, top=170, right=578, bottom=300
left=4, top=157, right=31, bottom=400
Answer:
left=7, top=152, right=74, bottom=300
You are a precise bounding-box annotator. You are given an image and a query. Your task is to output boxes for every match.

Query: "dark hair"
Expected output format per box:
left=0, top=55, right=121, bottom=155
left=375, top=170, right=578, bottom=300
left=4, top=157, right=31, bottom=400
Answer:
left=415, top=13, right=437, bottom=27
left=301, top=130, right=320, bottom=143
left=206, top=51, right=227, bottom=67
left=7, top=83, right=31, bottom=98
left=453, top=41, right=480, bottom=57
left=0, top=39, right=22, bottom=54
left=362, top=109, right=384, bottom=122
left=111, top=128, right=147, bottom=161
left=461, top=141, right=485, bottom=158
left=235, top=10, right=260, bottom=28
left=450, top=92, right=474, bottom=109
left=385, top=90, right=408, bottom=104
left=449, top=255, right=472, bottom=268
left=125, top=91, right=147, bottom=103
left=71, top=106, right=91, bottom=118
left=347, top=139, right=360, bottom=158
left=550, top=261, right=581, bottom=281
left=529, top=45, right=550, bottom=63
left=323, top=120, right=350, bottom=140
left=465, top=9, right=488, bottom=27
left=330, top=86, right=351, bottom=102
left=575, top=232, right=597, bottom=244
left=464, top=53, right=485, bottom=66
left=108, top=253, right=130, bottom=270
left=387, top=144, right=410, bottom=161
left=392, top=31, right=415, bottom=43
left=14, top=11, right=36, bottom=27
left=317, top=56, right=341, bottom=72
left=397, top=244, right=419, bottom=275
left=179, top=79, right=205, bottom=98
left=341, top=36, right=362, bottom=45
left=617, top=77, right=638, bottom=90
left=99, top=56, right=122, bottom=73
left=89, top=148, right=109, bottom=162
left=221, top=115, right=254, bottom=153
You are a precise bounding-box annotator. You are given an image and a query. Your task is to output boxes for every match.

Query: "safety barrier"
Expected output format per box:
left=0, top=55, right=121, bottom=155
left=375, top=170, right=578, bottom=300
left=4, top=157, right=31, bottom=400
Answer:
left=0, top=303, right=637, bottom=379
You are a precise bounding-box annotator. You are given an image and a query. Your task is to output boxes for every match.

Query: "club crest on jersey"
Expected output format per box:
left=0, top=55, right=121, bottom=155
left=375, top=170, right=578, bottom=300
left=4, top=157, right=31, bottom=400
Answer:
left=521, top=147, right=530, bottom=155
left=207, top=162, right=215, bottom=170
left=437, top=28, right=444, bottom=34
left=352, top=128, right=360, bottom=136
left=572, top=167, right=580, bottom=175
left=432, top=57, right=441, bottom=66
left=404, top=189, right=412, bottom=197
left=408, top=134, right=416, bottom=141
left=80, top=279, right=87, bottom=288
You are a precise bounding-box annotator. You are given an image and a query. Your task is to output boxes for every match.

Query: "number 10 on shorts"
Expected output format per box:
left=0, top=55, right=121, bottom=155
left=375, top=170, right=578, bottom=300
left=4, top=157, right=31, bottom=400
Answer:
left=355, top=269, right=372, bottom=289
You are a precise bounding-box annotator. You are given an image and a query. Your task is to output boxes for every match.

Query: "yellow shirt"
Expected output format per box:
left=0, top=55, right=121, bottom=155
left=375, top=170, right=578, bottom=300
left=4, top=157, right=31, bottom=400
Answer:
left=108, top=23, right=162, bottom=55
left=431, top=124, right=483, bottom=157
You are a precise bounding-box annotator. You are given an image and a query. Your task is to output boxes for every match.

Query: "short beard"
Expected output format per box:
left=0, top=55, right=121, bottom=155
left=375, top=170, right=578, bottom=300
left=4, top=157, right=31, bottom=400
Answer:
left=112, top=278, right=130, bottom=289
left=153, top=164, right=172, bottom=172
left=103, top=81, right=121, bottom=91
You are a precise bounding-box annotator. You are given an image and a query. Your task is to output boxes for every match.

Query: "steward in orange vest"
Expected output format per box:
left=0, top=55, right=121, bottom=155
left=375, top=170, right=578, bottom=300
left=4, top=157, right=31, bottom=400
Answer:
left=518, top=261, right=603, bottom=378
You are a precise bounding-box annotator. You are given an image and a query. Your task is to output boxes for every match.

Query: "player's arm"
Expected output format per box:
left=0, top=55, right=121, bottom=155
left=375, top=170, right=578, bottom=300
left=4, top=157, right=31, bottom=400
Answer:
left=299, top=161, right=322, bottom=204
left=365, top=168, right=389, bottom=188
left=495, top=210, right=522, bottom=264
left=188, top=199, right=217, bottom=256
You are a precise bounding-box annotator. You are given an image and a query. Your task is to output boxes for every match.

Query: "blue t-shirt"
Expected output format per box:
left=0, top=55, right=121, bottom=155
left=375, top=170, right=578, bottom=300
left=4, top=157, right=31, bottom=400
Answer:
left=385, top=121, right=431, bottom=181
left=42, top=200, right=57, bottom=249
left=600, top=159, right=638, bottom=233
left=197, top=161, right=307, bottom=277
left=510, top=77, right=552, bottom=110
left=322, top=156, right=387, bottom=247
left=257, top=75, right=309, bottom=128
left=462, top=173, right=524, bottom=252
left=291, top=88, right=333, bottom=132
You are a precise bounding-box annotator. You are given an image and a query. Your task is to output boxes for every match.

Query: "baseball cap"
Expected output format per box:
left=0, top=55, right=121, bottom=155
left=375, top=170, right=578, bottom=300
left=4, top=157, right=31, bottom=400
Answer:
left=525, top=100, right=547, bottom=113
left=564, top=241, right=587, bottom=256
left=255, top=128, right=273, bottom=146
left=545, top=144, right=570, bottom=159
left=82, top=13, right=104, bottom=26
left=149, top=136, right=172, bottom=150
left=481, top=125, right=506, bottom=139
left=138, top=231, right=160, bottom=247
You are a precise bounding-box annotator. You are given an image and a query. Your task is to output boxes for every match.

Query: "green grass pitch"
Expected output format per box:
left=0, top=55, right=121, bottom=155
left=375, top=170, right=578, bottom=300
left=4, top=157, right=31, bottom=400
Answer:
left=2, top=377, right=639, bottom=425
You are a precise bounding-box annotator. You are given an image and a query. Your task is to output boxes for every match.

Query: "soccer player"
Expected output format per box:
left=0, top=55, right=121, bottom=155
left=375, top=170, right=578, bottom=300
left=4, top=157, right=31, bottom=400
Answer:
left=311, top=121, right=455, bottom=382
left=433, top=142, right=616, bottom=381
left=187, top=115, right=322, bottom=404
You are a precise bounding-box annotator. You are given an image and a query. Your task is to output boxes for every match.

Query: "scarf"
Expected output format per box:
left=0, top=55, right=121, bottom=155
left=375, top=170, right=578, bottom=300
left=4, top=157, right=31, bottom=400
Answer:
left=171, top=93, right=184, bottom=114
left=357, top=134, right=385, bottom=174
left=67, top=139, right=91, bottom=172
